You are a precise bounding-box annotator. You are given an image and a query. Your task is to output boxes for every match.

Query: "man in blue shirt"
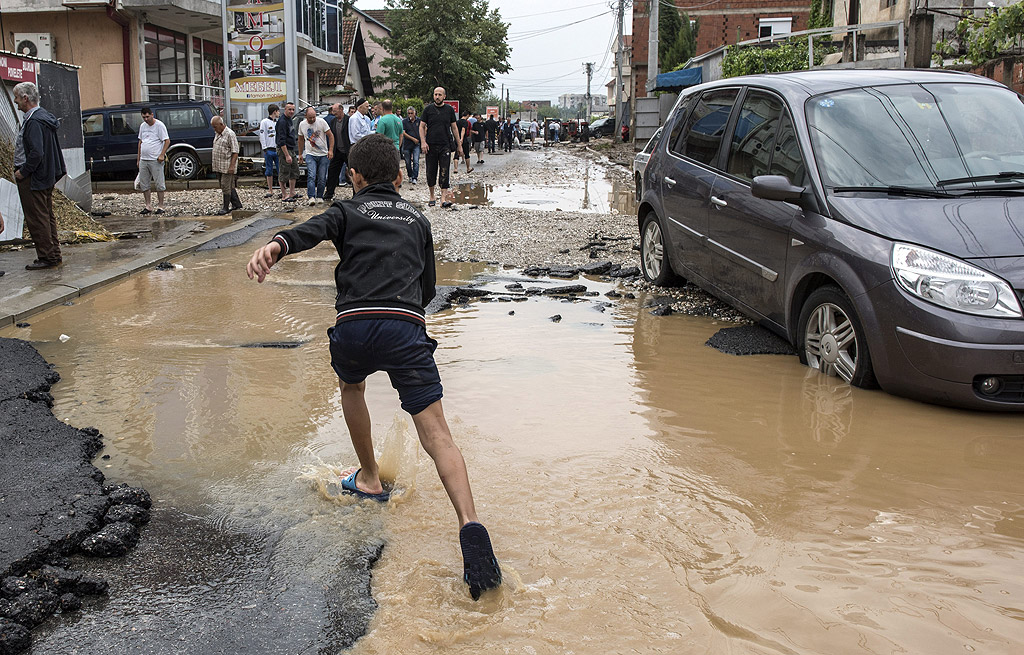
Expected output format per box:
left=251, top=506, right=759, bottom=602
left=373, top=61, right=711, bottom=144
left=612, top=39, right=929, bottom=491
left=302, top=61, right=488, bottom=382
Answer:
left=348, top=97, right=373, bottom=146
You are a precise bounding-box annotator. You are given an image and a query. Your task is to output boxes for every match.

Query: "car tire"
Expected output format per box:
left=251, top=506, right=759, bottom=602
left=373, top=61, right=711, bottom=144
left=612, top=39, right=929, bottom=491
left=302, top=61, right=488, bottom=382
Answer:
left=168, top=150, right=201, bottom=180
left=640, top=212, right=679, bottom=286
left=797, top=285, right=878, bottom=388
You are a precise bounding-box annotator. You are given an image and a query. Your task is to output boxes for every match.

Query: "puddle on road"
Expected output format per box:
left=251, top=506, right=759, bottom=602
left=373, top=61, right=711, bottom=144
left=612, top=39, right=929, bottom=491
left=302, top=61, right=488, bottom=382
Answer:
left=451, top=160, right=635, bottom=214
left=3, top=242, right=1024, bottom=654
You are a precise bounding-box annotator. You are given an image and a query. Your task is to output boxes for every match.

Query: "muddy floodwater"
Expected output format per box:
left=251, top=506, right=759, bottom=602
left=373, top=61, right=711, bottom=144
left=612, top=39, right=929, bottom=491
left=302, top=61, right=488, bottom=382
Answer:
left=3, top=240, right=1024, bottom=654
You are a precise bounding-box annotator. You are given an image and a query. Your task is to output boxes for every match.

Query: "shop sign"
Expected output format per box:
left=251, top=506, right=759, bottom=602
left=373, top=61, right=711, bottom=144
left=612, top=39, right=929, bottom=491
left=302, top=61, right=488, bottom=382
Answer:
left=0, top=55, right=37, bottom=84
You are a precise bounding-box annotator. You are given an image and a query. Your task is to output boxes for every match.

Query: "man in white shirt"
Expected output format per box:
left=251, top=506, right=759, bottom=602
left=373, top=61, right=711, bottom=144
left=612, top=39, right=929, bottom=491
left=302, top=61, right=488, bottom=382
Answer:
left=258, top=104, right=279, bottom=198
left=348, top=97, right=372, bottom=147
left=297, top=106, right=333, bottom=205
left=136, top=107, right=170, bottom=214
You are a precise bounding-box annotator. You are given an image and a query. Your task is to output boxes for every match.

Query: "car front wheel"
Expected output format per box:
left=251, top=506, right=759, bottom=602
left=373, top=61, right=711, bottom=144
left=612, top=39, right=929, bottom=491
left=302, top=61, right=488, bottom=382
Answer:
left=640, top=212, right=678, bottom=286
left=168, top=150, right=201, bottom=180
left=798, top=285, right=877, bottom=388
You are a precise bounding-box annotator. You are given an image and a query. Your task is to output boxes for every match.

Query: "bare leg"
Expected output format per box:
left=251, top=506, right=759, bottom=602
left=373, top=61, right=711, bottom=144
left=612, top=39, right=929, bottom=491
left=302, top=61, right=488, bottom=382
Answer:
left=411, top=399, right=478, bottom=527
left=339, top=380, right=384, bottom=494
left=143, top=190, right=152, bottom=210
left=157, top=190, right=165, bottom=210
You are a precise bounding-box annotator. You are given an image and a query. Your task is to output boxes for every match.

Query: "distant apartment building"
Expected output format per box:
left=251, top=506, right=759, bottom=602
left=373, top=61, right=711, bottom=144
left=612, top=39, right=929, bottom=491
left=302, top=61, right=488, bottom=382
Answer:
left=557, top=93, right=602, bottom=113
left=631, top=0, right=810, bottom=99
left=521, top=100, right=551, bottom=111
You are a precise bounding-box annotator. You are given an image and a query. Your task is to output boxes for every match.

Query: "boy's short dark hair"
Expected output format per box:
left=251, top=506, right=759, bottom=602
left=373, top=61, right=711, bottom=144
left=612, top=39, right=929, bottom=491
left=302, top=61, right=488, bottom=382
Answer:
left=268, top=103, right=279, bottom=115
left=347, top=134, right=400, bottom=185
left=140, top=106, right=153, bottom=116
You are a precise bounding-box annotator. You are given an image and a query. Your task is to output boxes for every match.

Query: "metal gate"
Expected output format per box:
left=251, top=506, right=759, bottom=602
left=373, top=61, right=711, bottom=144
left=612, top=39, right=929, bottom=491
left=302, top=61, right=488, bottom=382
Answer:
left=633, top=93, right=677, bottom=149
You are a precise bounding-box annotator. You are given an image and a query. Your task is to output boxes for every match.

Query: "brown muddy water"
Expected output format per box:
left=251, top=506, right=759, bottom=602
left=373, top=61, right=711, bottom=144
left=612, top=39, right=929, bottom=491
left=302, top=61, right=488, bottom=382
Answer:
left=3, top=241, right=1024, bottom=654
left=451, top=161, right=635, bottom=214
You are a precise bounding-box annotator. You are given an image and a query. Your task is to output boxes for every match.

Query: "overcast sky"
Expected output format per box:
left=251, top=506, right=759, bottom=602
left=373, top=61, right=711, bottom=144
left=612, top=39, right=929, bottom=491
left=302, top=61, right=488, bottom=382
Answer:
left=355, top=0, right=626, bottom=103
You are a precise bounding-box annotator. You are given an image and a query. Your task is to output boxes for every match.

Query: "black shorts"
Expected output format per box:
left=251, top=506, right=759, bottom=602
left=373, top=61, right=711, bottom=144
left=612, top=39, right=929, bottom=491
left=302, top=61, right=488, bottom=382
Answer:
left=328, top=318, right=442, bottom=415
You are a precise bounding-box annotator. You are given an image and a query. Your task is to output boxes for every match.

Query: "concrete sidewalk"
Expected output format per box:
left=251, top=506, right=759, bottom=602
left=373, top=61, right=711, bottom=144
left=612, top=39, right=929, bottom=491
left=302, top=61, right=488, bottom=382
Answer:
left=0, top=210, right=293, bottom=327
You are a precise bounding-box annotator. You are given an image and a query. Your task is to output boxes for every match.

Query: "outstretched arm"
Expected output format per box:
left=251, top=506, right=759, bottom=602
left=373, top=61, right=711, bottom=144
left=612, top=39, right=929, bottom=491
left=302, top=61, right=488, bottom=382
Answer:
left=247, top=240, right=282, bottom=283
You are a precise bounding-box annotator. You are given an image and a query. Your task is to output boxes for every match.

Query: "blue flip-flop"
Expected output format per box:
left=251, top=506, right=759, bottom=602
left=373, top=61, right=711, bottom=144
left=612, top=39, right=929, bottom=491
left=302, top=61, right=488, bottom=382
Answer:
left=459, top=522, right=502, bottom=600
left=339, top=469, right=390, bottom=502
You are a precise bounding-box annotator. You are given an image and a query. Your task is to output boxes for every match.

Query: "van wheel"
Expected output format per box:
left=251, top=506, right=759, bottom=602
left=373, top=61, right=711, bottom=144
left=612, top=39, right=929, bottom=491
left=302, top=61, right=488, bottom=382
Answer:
left=798, top=286, right=877, bottom=388
left=640, top=212, right=679, bottom=286
left=168, top=151, right=200, bottom=180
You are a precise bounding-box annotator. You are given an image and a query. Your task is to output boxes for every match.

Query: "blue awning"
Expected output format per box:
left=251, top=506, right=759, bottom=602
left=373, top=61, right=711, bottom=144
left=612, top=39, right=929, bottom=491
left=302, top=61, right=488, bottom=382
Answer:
left=653, top=68, right=702, bottom=91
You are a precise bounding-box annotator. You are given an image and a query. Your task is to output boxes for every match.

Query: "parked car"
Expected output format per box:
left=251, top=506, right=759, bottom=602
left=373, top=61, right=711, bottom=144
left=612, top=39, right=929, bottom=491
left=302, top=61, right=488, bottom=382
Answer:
left=633, top=126, right=663, bottom=197
left=590, top=116, right=613, bottom=137
left=82, top=100, right=218, bottom=180
left=637, top=69, right=1024, bottom=411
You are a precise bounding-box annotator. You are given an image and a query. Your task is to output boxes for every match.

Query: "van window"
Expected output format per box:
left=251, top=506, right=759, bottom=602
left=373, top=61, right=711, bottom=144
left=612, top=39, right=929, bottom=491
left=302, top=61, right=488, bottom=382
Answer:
left=157, top=108, right=207, bottom=131
left=82, top=114, right=104, bottom=137
left=676, top=88, right=738, bottom=167
left=110, top=112, right=144, bottom=136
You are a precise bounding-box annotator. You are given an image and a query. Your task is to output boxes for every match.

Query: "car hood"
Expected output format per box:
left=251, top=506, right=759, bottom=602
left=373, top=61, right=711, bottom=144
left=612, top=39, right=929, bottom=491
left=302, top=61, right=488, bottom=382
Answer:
left=828, top=195, right=1024, bottom=259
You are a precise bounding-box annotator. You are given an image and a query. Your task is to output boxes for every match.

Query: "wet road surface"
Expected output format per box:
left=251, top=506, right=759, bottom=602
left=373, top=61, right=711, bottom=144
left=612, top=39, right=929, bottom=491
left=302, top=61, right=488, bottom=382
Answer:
left=2, top=238, right=1023, bottom=654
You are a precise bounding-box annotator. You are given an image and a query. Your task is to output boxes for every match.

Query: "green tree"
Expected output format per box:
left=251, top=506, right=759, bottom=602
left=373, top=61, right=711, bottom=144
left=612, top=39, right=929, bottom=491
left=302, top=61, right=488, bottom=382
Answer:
left=659, top=7, right=698, bottom=72
left=374, top=0, right=512, bottom=111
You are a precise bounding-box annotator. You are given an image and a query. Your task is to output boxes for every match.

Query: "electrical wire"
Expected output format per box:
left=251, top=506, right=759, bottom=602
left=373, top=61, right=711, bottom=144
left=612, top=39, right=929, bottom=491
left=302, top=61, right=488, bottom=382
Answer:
left=507, top=11, right=613, bottom=41
left=503, top=1, right=609, bottom=20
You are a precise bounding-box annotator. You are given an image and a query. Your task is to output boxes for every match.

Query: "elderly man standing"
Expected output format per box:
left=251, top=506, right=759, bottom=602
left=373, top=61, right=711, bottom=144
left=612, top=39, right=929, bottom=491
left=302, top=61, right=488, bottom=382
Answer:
left=13, top=81, right=66, bottom=270
left=348, top=97, right=373, bottom=147
left=211, top=115, right=241, bottom=216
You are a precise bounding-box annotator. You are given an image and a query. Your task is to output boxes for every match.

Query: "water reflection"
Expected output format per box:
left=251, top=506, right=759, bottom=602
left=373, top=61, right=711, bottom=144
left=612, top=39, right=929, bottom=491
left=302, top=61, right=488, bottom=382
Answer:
left=450, top=162, right=635, bottom=214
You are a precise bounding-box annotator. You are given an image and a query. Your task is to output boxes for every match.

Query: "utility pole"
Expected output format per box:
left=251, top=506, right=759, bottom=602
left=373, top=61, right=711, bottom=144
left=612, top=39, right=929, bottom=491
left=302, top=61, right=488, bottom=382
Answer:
left=506, top=88, right=511, bottom=118
left=614, top=0, right=625, bottom=142
left=646, top=0, right=658, bottom=94
left=584, top=62, right=594, bottom=121
left=500, top=83, right=504, bottom=117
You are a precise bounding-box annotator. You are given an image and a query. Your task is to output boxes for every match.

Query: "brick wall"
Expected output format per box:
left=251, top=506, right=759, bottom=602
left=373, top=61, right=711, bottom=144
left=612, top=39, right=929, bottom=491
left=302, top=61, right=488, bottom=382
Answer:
left=966, top=57, right=1024, bottom=95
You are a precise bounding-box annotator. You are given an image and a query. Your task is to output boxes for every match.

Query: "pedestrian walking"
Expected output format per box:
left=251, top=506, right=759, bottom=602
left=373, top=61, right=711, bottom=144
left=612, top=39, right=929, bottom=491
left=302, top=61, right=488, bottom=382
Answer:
left=471, top=113, right=485, bottom=165
left=501, top=118, right=514, bottom=152
left=549, top=119, right=560, bottom=144
left=529, top=119, right=538, bottom=145
left=457, top=111, right=473, bottom=174
left=348, top=97, right=373, bottom=147
left=136, top=106, right=169, bottom=215
left=276, top=101, right=300, bottom=202
left=298, top=106, right=333, bottom=205
left=370, top=101, right=383, bottom=130
left=484, top=113, right=498, bottom=154
left=246, top=133, right=502, bottom=601
left=259, top=104, right=280, bottom=198
left=419, top=87, right=460, bottom=208
left=211, top=115, right=241, bottom=216
left=13, top=81, right=66, bottom=270
left=375, top=99, right=403, bottom=150
left=324, top=103, right=350, bottom=202
left=401, top=105, right=421, bottom=184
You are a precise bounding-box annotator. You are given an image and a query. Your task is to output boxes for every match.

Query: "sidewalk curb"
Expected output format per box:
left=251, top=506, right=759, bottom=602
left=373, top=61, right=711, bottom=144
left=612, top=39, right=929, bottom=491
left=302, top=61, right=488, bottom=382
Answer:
left=1, top=210, right=290, bottom=327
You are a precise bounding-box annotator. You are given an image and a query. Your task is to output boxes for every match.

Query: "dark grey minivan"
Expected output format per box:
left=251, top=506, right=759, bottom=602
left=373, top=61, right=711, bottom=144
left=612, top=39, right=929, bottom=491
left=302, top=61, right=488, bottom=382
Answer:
left=638, top=69, right=1024, bottom=411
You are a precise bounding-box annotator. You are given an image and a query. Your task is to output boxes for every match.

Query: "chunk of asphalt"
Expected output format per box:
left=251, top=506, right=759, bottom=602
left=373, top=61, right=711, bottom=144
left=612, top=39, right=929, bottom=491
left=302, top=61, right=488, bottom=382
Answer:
left=705, top=325, right=797, bottom=356
left=195, top=218, right=293, bottom=251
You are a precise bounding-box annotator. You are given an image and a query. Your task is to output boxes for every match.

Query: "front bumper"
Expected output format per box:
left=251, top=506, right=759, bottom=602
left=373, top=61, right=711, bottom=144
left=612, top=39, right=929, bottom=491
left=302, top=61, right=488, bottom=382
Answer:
left=863, top=283, right=1024, bottom=411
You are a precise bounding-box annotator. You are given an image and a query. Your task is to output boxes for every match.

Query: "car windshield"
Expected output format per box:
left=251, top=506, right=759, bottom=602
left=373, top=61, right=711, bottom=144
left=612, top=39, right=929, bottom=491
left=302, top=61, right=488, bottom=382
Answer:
left=806, top=83, right=1024, bottom=189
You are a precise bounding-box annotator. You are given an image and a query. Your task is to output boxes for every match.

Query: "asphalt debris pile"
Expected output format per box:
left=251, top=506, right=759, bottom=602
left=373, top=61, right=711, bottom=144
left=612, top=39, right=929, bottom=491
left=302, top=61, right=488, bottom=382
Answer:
left=0, top=338, right=150, bottom=654
left=630, top=280, right=751, bottom=322
left=706, top=325, right=797, bottom=356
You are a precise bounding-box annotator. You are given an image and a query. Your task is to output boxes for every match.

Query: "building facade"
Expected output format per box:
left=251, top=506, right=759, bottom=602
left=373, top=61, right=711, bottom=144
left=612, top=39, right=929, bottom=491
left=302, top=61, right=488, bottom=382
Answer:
left=631, top=0, right=810, bottom=101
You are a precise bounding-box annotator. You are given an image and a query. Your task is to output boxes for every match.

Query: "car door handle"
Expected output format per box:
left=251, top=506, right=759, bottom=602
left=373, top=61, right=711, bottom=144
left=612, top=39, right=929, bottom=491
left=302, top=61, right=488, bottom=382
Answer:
left=663, top=177, right=677, bottom=187
left=711, top=196, right=728, bottom=208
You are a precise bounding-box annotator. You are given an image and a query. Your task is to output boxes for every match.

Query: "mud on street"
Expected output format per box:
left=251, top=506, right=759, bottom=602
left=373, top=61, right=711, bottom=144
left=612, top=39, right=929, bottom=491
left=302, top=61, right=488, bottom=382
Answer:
left=2, top=146, right=1023, bottom=654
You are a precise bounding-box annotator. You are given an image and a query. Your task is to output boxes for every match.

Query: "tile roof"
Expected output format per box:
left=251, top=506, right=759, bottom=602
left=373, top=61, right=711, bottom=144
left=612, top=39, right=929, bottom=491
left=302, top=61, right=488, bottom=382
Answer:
left=319, top=19, right=358, bottom=88
left=362, top=10, right=392, bottom=27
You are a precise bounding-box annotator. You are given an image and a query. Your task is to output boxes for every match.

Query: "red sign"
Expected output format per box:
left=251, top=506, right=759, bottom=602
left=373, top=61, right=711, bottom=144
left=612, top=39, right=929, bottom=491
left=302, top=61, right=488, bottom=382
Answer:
left=486, top=106, right=498, bottom=118
left=0, top=55, right=37, bottom=84
left=443, top=100, right=459, bottom=116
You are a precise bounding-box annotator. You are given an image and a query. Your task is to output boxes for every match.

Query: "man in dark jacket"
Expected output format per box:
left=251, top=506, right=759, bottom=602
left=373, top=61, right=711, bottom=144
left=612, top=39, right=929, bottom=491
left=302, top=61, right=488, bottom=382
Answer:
left=323, top=102, right=350, bottom=201
left=246, top=134, right=502, bottom=602
left=275, top=101, right=299, bottom=202
left=13, top=82, right=66, bottom=270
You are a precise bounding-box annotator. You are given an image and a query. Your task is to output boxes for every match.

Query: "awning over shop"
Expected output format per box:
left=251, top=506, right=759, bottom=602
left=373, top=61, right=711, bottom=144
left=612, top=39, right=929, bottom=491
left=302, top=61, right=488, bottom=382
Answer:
left=653, top=68, right=702, bottom=91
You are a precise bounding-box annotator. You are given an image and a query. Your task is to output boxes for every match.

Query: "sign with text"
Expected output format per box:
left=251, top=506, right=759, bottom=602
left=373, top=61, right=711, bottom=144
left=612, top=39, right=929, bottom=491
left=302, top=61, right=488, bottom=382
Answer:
left=0, top=55, right=37, bottom=84
left=486, top=106, right=498, bottom=118
left=227, top=0, right=287, bottom=133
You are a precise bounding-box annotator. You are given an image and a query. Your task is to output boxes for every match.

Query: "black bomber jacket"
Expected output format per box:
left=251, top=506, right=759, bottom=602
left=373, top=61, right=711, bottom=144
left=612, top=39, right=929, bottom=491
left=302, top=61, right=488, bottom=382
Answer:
left=271, top=182, right=436, bottom=325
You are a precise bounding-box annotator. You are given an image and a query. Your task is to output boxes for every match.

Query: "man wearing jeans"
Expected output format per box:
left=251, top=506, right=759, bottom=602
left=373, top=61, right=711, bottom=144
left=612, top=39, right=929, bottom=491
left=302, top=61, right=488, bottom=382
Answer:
left=259, top=104, right=279, bottom=198
left=401, top=105, right=421, bottom=184
left=298, top=106, right=333, bottom=205
left=136, top=106, right=169, bottom=215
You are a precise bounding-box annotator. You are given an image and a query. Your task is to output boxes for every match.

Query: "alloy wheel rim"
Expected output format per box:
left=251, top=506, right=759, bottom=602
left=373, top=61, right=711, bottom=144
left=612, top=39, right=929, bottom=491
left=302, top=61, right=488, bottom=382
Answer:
left=643, top=221, right=663, bottom=279
left=174, top=157, right=195, bottom=178
left=804, top=302, right=858, bottom=383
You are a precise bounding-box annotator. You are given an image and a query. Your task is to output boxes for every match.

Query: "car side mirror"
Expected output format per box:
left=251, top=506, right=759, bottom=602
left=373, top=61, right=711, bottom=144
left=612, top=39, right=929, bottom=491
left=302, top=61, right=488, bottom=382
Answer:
left=751, top=175, right=805, bottom=202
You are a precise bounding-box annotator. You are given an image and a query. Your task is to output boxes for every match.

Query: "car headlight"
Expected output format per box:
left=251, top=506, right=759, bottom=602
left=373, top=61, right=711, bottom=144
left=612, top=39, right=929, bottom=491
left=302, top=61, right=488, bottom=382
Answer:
left=892, top=243, right=1022, bottom=318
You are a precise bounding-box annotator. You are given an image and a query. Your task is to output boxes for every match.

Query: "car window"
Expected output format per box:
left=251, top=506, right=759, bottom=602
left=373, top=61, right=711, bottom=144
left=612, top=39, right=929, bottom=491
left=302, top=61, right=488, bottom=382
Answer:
left=82, top=114, right=104, bottom=137
left=674, top=88, right=739, bottom=167
left=727, top=90, right=782, bottom=181
left=157, top=108, right=207, bottom=131
left=110, top=112, right=144, bottom=136
left=667, top=94, right=696, bottom=154
left=768, top=111, right=807, bottom=185
left=642, top=127, right=663, bottom=154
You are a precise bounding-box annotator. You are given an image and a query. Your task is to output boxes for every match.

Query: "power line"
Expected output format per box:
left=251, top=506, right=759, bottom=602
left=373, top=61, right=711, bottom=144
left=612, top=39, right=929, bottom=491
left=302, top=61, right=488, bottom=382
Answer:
left=503, top=1, right=609, bottom=20
left=508, top=11, right=613, bottom=41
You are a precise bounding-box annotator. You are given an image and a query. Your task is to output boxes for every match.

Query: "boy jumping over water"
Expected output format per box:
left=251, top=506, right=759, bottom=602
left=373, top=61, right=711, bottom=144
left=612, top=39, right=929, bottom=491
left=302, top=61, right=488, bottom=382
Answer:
left=246, top=134, right=501, bottom=600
